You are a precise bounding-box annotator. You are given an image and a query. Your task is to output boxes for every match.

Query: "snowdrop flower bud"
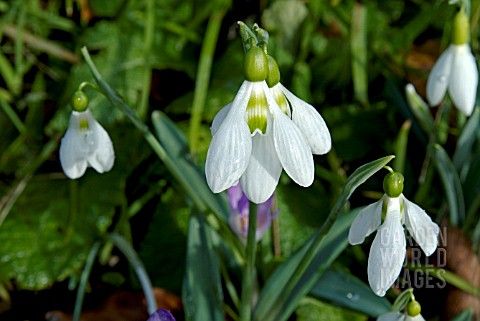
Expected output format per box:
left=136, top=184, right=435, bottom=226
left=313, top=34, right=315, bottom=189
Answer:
left=206, top=38, right=318, bottom=204
left=426, top=9, right=478, bottom=116
left=377, top=300, right=425, bottom=321
left=348, top=171, right=439, bottom=296
left=228, top=183, right=277, bottom=241
left=59, top=91, right=115, bottom=179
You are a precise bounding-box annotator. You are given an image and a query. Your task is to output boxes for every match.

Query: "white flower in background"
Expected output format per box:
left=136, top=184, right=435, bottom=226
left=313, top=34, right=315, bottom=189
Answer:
left=426, top=8, right=478, bottom=116
left=59, top=91, right=115, bottom=179
left=348, top=172, right=439, bottom=296
left=206, top=45, right=330, bottom=204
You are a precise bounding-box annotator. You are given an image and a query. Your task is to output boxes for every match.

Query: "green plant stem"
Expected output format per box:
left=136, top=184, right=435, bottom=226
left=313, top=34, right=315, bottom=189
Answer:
left=138, top=0, right=154, bottom=121
left=108, top=233, right=157, bottom=314
left=73, top=242, right=101, bottom=321
left=80, top=47, right=245, bottom=260
left=239, top=202, right=258, bottom=321
left=266, top=196, right=348, bottom=321
left=188, top=6, right=226, bottom=156
left=0, top=99, right=26, bottom=134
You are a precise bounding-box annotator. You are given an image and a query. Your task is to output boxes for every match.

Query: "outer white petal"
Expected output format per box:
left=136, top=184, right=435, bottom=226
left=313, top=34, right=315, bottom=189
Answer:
left=59, top=111, right=92, bottom=179
left=263, top=83, right=314, bottom=186
left=426, top=45, right=454, bottom=106
left=348, top=196, right=384, bottom=245
left=278, top=83, right=332, bottom=154
left=205, top=81, right=253, bottom=193
left=402, top=195, right=439, bottom=256
left=240, top=130, right=282, bottom=204
left=377, top=312, right=405, bottom=321
left=86, top=116, right=115, bottom=173
left=211, top=103, right=232, bottom=136
left=368, top=200, right=405, bottom=297
left=448, top=44, right=478, bottom=116
left=405, top=314, right=425, bottom=321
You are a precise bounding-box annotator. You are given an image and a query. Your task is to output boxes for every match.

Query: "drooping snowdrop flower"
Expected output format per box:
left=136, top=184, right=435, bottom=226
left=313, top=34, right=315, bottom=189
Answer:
left=378, top=298, right=425, bottom=321
left=59, top=91, right=115, bottom=179
left=228, top=183, right=277, bottom=242
left=206, top=43, right=319, bottom=204
left=266, top=55, right=331, bottom=155
left=348, top=171, right=440, bottom=296
left=147, top=308, right=176, bottom=321
left=426, top=8, right=478, bottom=116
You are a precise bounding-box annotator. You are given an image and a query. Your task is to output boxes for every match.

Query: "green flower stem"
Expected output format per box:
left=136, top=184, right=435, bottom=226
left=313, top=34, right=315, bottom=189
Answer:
left=267, top=203, right=343, bottom=321
left=138, top=0, right=155, bottom=121
left=239, top=202, right=258, bottom=321
left=404, top=263, right=480, bottom=297
left=0, top=99, right=26, bottom=134
left=108, top=233, right=158, bottom=314
left=188, top=5, right=227, bottom=156
left=73, top=242, right=101, bottom=321
left=80, top=47, right=245, bottom=261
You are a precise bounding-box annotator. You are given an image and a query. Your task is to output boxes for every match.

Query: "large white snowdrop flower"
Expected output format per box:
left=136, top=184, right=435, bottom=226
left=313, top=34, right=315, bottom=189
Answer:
left=266, top=55, right=331, bottom=155
left=426, top=9, right=478, bottom=116
left=206, top=45, right=316, bottom=204
left=59, top=91, right=115, bottom=179
left=348, top=171, right=440, bottom=296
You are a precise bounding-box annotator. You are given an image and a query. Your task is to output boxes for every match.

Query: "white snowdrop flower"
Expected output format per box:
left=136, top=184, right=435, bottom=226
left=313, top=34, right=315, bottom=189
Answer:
left=378, top=312, right=425, bottom=321
left=426, top=9, right=478, bottom=116
left=206, top=45, right=317, bottom=204
left=266, top=55, right=331, bottom=155
left=348, top=172, right=440, bottom=296
left=59, top=91, right=115, bottom=179
left=378, top=298, right=425, bottom=321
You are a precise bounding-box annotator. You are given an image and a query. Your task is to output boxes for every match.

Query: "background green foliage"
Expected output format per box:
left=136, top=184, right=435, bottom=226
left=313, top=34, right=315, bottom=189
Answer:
left=0, top=0, right=479, bottom=320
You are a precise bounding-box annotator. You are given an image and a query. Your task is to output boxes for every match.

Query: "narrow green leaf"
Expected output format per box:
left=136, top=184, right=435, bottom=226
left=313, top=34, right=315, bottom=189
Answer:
left=453, top=107, right=479, bottom=174
left=350, top=3, right=368, bottom=107
left=254, top=154, right=395, bottom=321
left=451, top=309, right=473, bottom=321
left=393, top=120, right=411, bottom=174
left=405, top=83, right=434, bottom=134
left=391, top=288, right=413, bottom=312
left=310, top=268, right=391, bottom=317
left=182, top=213, right=225, bottom=321
left=430, top=144, right=465, bottom=225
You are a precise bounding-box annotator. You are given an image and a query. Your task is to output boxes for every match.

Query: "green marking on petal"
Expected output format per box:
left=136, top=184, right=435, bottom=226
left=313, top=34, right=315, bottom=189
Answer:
left=246, top=86, right=268, bottom=134
left=79, top=117, right=89, bottom=131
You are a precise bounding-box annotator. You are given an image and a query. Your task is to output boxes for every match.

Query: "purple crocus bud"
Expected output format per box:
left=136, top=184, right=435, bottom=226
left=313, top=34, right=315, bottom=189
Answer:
left=227, top=183, right=277, bottom=241
left=146, top=309, right=176, bottom=321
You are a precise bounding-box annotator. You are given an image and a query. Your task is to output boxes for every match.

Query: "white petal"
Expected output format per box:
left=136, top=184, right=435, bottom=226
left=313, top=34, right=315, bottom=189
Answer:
left=405, top=314, right=425, bottom=321
left=211, top=103, right=232, bottom=136
left=377, top=312, right=405, bottom=321
left=402, top=195, right=439, bottom=256
left=87, top=118, right=115, bottom=173
left=59, top=111, right=93, bottom=179
left=205, top=81, right=253, bottom=193
left=426, top=45, right=454, bottom=106
left=448, top=44, right=478, bottom=116
left=240, top=131, right=282, bottom=204
left=368, top=206, right=406, bottom=297
left=263, top=83, right=314, bottom=186
left=348, top=197, right=384, bottom=245
left=279, top=83, right=332, bottom=154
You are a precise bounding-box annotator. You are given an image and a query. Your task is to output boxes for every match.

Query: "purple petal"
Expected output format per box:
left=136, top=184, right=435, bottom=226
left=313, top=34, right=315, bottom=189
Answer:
left=146, top=309, right=176, bottom=321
